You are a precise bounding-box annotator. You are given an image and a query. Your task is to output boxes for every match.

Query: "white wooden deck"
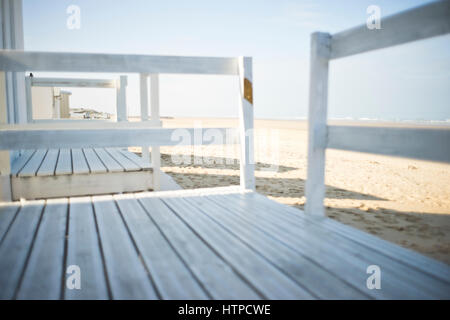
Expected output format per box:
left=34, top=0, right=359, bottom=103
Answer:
left=10, top=148, right=156, bottom=200
left=0, top=187, right=448, bottom=300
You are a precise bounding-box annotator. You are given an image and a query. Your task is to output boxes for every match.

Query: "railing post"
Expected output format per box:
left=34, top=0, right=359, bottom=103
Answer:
left=140, top=73, right=150, bottom=164
left=25, top=75, right=32, bottom=122
left=238, top=56, right=255, bottom=190
left=116, top=75, right=127, bottom=122
left=150, top=73, right=161, bottom=191
left=305, top=32, right=331, bottom=216
left=0, top=71, right=12, bottom=201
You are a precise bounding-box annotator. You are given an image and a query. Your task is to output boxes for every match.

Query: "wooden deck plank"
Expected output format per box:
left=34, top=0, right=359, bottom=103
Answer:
left=105, top=148, right=140, bottom=172
left=114, top=194, right=208, bottom=299
left=83, top=148, right=107, bottom=173
left=118, top=148, right=152, bottom=171
left=36, top=149, right=59, bottom=176
left=0, top=200, right=45, bottom=299
left=206, top=194, right=422, bottom=299
left=161, top=196, right=315, bottom=299
left=231, top=192, right=450, bottom=299
left=94, top=148, right=124, bottom=172
left=1, top=187, right=449, bottom=300
left=65, top=197, right=109, bottom=299
left=16, top=198, right=68, bottom=299
left=322, top=211, right=450, bottom=282
left=136, top=195, right=260, bottom=299
left=247, top=192, right=450, bottom=283
left=55, top=149, right=72, bottom=175
left=0, top=203, right=20, bottom=243
left=11, top=150, right=35, bottom=175
left=93, top=195, right=158, bottom=299
left=71, top=149, right=90, bottom=174
left=17, top=149, right=47, bottom=177
left=185, top=195, right=370, bottom=299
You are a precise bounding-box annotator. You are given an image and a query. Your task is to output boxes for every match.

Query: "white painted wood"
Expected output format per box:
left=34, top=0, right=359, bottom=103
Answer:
left=146, top=74, right=161, bottom=190
left=237, top=57, right=255, bottom=190
left=30, top=77, right=117, bottom=88
left=18, top=149, right=47, bottom=177
left=10, top=149, right=34, bottom=175
left=93, top=195, right=158, bottom=299
left=1, top=120, right=168, bottom=129
left=31, top=119, right=112, bottom=124
left=36, top=148, right=58, bottom=176
left=304, top=32, right=331, bottom=216
left=327, top=125, right=450, bottom=163
left=55, top=148, right=72, bottom=175
left=0, top=51, right=239, bottom=75
left=0, top=202, right=20, bottom=241
left=150, top=74, right=160, bottom=122
left=16, top=198, right=68, bottom=299
left=1, top=0, right=26, bottom=125
left=82, top=148, right=106, bottom=173
left=0, top=70, right=11, bottom=201
left=151, top=147, right=161, bottom=191
left=246, top=190, right=450, bottom=283
left=25, top=75, right=32, bottom=122
left=189, top=195, right=367, bottom=299
left=71, top=148, right=89, bottom=174
left=139, top=73, right=149, bottom=121
left=1, top=187, right=449, bottom=299
left=139, top=73, right=150, bottom=166
left=230, top=192, right=450, bottom=298
left=94, top=148, right=124, bottom=172
left=117, top=148, right=152, bottom=170
left=105, top=148, right=140, bottom=171
left=136, top=195, right=259, bottom=299
left=65, top=197, right=109, bottom=299
left=149, top=74, right=162, bottom=190
left=159, top=171, right=182, bottom=191
left=0, top=200, right=45, bottom=299
left=162, top=196, right=312, bottom=299
left=116, top=75, right=127, bottom=122
left=330, top=1, right=450, bottom=60
left=11, top=171, right=153, bottom=200
left=0, top=127, right=238, bottom=149
left=114, top=194, right=208, bottom=299
left=0, top=175, right=11, bottom=201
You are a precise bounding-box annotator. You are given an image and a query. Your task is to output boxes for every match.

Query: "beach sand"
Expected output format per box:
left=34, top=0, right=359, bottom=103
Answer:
left=133, top=117, right=450, bottom=264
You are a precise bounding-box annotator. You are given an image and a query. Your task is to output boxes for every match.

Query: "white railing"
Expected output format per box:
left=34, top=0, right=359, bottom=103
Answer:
left=25, top=76, right=128, bottom=123
left=0, top=51, right=254, bottom=201
left=305, top=0, right=450, bottom=216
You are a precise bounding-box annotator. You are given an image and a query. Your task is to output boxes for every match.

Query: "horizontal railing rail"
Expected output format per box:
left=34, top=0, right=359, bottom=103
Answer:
left=330, top=0, right=450, bottom=60
left=25, top=75, right=128, bottom=122
left=327, top=125, right=450, bottom=163
left=0, top=126, right=239, bottom=149
left=29, top=77, right=118, bottom=88
left=0, top=51, right=239, bottom=75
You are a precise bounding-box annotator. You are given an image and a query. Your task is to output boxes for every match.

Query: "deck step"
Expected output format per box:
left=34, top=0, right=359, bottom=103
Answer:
left=10, top=148, right=156, bottom=200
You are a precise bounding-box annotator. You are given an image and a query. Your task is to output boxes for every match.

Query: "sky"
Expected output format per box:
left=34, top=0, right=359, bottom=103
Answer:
left=22, top=0, right=450, bottom=121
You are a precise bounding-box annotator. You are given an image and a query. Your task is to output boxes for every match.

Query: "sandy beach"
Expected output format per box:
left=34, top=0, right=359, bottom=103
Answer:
left=132, top=117, right=450, bottom=264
